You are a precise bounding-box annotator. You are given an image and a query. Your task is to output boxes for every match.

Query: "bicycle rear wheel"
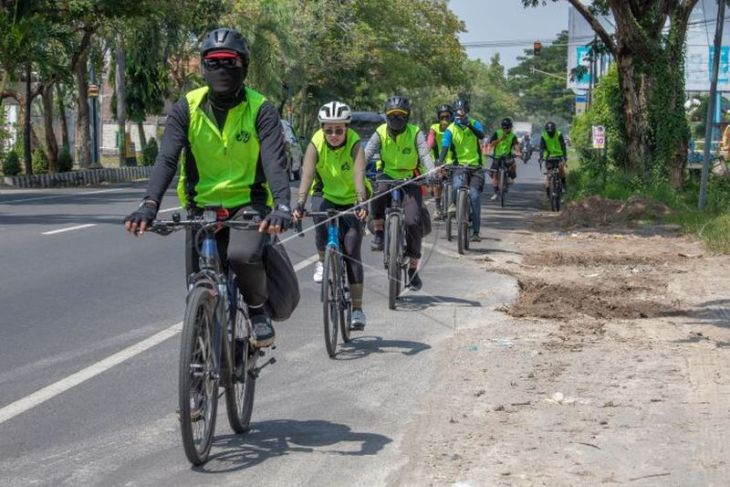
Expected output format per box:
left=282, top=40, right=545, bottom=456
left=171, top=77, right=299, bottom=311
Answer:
left=551, top=178, right=562, bottom=212
left=388, top=214, right=401, bottom=310
left=457, top=189, right=468, bottom=255
left=225, top=295, right=256, bottom=434
left=322, top=247, right=339, bottom=357
left=179, top=286, right=219, bottom=466
left=339, top=275, right=352, bottom=343
left=500, top=170, right=507, bottom=208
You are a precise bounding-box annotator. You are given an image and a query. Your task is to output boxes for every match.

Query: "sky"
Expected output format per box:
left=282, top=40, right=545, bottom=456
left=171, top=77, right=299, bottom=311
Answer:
left=449, top=0, right=570, bottom=70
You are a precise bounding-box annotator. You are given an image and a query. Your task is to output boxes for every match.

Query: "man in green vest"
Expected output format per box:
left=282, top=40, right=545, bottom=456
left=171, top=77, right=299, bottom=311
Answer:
left=486, top=118, right=522, bottom=200
left=124, top=28, right=292, bottom=348
left=427, top=104, right=453, bottom=220
left=539, top=121, right=568, bottom=195
left=365, top=96, right=435, bottom=291
left=437, top=99, right=486, bottom=242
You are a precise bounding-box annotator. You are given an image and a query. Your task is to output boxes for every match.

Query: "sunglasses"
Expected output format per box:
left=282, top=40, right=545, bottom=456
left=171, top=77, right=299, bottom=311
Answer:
left=324, top=128, right=345, bottom=136
left=202, top=58, right=239, bottom=70
left=438, top=115, right=451, bottom=121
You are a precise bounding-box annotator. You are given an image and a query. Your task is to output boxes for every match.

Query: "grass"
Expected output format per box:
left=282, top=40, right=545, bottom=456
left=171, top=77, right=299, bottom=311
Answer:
left=565, top=155, right=730, bottom=253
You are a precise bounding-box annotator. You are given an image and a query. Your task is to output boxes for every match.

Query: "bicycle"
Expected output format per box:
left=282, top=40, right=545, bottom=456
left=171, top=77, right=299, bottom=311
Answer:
left=439, top=165, right=456, bottom=242
left=488, top=155, right=514, bottom=208
left=544, top=157, right=564, bottom=212
left=150, top=208, right=275, bottom=465
left=452, top=165, right=482, bottom=255
left=377, top=179, right=411, bottom=310
left=298, top=209, right=354, bottom=357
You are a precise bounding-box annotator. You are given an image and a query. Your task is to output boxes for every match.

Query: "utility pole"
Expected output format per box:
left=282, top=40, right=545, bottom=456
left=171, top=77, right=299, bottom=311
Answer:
left=23, top=62, right=32, bottom=174
left=700, top=0, right=726, bottom=209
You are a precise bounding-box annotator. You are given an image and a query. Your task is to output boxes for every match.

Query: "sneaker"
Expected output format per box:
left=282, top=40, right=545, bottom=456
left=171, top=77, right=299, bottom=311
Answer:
left=433, top=209, right=444, bottom=221
left=250, top=314, right=275, bottom=348
left=490, top=193, right=499, bottom=201
left=447, top=203, right=456, bottom=215
left=351, top=308, right=366, bottom=330
left=371, top=231, right=384, bottom=251
left=407, top=268, right=422, bottom=291
left=313, top=261, right=324, bottom=283
left=470, top=233, right=481, bottom=242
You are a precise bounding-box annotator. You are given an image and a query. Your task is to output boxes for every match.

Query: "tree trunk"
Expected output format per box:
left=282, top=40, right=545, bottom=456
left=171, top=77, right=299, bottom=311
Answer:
left=24, top=63, right=32, bottom=174
left=56, top=83, right=70, bottom=151
left=41, top=83, right=59, bottom=172
left=615, top=52, right=650, bottom=177
left=137, top=120, right=147, bottom=151
left=115, top=39, right=127, bottom=167
left=75, top=50, right=91, bottom=168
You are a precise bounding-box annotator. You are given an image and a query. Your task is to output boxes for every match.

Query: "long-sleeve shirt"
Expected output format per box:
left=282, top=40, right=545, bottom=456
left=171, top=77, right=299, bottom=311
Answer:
left=441, top=119, right=485, bottom=151
left=364, top=128, right=435, bottom=173
left=144, top=94, right=290, bottom=209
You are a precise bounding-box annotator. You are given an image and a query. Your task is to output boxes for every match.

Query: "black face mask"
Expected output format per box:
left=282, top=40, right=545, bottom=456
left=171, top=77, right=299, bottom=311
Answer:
left=204, top=65, right=245, bottom=98
left=387, top=115, right=408, bottom=134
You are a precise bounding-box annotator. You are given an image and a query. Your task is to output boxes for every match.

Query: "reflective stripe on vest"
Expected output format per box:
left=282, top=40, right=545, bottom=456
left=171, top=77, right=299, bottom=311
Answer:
left=376, top=123, right=420, bottom=180
left=311, top=128, right=370, bottom=205
left=494, top=129, right=516, bottom=158
left=541, top=130, right=564, bottom=158
left=447, top=121, right=482, bottom=166
left=178, top=86, right=267, bottom=208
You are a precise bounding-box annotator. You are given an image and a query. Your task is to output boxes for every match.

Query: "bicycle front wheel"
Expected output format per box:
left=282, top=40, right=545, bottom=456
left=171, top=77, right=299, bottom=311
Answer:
left=179, top=286, right=219, bottom=466
left=339, top=272, right=352, bottom=344
left=388, top=214, right=401, bottom=310
left=225, top=295, right=256, bottom=434
left=500, top=170, right=507, bottom=208
left=457, top=189, right=468, bottom=255
left=322, top=247, right=339, bottom=357
left=443, top=182, right=453, bottom=241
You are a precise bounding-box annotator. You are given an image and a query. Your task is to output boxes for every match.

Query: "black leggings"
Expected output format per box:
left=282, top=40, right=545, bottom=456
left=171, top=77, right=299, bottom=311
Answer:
left=370, top=177, right=424, bottom=259
left=185, top=206, right=269, bottom=307
left=313, top=198, right=364, bottom=285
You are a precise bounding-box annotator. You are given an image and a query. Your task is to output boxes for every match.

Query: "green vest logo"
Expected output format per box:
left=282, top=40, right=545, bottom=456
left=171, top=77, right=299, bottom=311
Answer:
left=236, top=130, right=251, bottom=143
left=340, top=161, right=351, bottom=171
left=402, top=148, right=412, bottom=155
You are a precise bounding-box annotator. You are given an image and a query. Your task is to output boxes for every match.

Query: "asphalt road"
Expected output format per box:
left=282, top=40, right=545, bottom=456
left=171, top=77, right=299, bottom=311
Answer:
left=0, top=159, right=542, bottom=486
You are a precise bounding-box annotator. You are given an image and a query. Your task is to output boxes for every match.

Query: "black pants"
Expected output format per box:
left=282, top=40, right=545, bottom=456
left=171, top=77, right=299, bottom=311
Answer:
left=371, top=176, right=424, bottom=259
left=185, top=206, right=269, bottom=307
left=312, top=198, right=364, bottom=284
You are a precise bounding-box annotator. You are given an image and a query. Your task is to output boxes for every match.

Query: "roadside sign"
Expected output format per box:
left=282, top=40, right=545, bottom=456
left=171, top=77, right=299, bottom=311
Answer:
left=592, top=125, right=606, bottom=149
left=88, top=84, right=99, bottom=98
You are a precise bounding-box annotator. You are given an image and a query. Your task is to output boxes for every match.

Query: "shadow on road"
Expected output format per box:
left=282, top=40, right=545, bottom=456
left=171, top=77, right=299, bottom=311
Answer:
left=333, top=335, right=431, bottom=360
left=197, top=419, right=392, bottom=473
left=397, top=294, right=481, bottom=312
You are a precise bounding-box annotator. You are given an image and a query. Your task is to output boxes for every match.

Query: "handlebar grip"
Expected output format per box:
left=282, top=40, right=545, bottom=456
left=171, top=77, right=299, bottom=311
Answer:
left=294, top=218, right=304, bottom=237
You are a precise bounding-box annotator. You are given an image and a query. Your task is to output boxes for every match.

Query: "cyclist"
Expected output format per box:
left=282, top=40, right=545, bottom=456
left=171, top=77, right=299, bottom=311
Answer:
left=437, top=99, right=486, bottom=242
left=486, top=118, right=521, bottom=201
left=521, top=133, right=533, bottom=162
left=293, top=101, right=370, bottom=330
left=539, top=121, right=568, bottom=196
left=365, top=95, right=435, bottom=291
left=123, top=28, right=291, bottom=348
left=427, top=104, right=453, bottom=220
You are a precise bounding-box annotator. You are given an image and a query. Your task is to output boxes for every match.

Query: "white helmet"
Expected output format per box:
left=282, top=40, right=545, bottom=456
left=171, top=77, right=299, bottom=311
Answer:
left=318, top=101, right=352, bottom=124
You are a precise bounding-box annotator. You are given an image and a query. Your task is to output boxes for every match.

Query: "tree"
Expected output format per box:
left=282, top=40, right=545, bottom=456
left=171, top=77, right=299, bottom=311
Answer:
left=523, top=0, right=699, bottom=188
left=509, top=30, right=574, bottom=125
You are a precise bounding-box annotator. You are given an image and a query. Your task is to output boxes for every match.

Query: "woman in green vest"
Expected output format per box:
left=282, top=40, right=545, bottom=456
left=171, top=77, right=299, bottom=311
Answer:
left=486, top=118, right=522, bottom=200
left=427, top=104, right=453, bottom=220
left=124, top=28, right=293, bottom=349
left=539, top=121, right=568, bottom=196
left=293, top=101, right=370, bottom=330
left=364, top=96, right=435, bottom=291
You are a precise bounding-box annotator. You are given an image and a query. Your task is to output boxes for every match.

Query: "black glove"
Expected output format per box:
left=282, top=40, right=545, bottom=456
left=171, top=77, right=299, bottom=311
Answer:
left=124, top=199, right=158, bottom=232
left=264, top=205, right=291, bottom=231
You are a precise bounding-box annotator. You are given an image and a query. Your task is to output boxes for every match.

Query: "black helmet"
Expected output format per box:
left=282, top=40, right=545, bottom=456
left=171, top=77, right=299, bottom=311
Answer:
left=501, top=118, right=513, bottom=130
left=545, top=121, right=557, bottom=135
left=384, top=96, right=411, bottom=115
left=437, top=104, right=453, bottom=116
left=453, top=99, right=470, bottom=113
left=201, top=28, right=250, bottom=62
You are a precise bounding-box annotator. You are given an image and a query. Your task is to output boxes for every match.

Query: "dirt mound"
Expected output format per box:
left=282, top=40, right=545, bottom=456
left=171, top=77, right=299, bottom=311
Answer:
left=523, top=251, right=664, bottom=267
left=559, top=196, right=672, bottom=228
left=509, top=279, right=678, bottom=320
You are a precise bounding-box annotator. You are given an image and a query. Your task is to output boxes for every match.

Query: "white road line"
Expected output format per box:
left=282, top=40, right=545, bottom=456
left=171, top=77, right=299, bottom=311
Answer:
left=293, top=254, right=319, bottom=271
left=1, top=188, right=127, bottom=204
left=42, top=224, right=98, bottom=235
left=0, top=322, right=183, bottom=426
left=158, top=206, right=182, bottom=214
left=0, top=252, right=318, bottom=425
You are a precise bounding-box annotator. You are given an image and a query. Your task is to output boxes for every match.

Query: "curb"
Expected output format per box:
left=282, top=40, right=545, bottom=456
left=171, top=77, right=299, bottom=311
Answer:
left=2, top=166, right=153, bottom=188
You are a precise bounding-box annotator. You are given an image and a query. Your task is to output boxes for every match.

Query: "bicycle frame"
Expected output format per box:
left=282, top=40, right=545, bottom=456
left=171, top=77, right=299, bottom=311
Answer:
left=380, top=181, right=407, bottom=270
